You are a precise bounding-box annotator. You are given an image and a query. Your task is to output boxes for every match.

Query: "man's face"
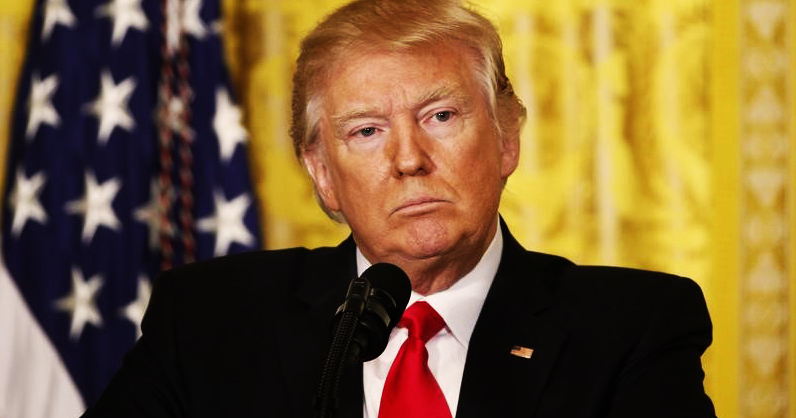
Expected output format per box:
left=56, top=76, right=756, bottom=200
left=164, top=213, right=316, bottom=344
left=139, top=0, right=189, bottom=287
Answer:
left=304, top=46, right=519, bottom=275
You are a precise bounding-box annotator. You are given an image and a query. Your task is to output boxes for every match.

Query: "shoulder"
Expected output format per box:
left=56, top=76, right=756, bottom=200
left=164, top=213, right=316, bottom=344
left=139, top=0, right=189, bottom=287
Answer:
left=556, top=264, right=707, bottom=314
left=166, top=247, right=312, bottom=283
left=507, top=244, right=710, bottom=332
left=548, top=263, right=711, bottom=340
left=560, top=264, right=704, bottom=300
left=149, top=242, right=352, bottom=318
left=164, top=243, right=347, bottom=287
left=502, top=222, right=702, bottom=298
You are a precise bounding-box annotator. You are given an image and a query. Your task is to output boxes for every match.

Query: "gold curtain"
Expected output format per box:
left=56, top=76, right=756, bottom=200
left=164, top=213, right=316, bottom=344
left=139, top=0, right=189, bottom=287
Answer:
left=1, top=1, right=795, bottom=417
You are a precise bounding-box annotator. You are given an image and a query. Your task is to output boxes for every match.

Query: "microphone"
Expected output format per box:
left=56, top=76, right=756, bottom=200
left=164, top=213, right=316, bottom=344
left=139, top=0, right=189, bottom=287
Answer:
left=335, top=263, right=412, bottom=361
left=315, top=263, right=411, bottom=418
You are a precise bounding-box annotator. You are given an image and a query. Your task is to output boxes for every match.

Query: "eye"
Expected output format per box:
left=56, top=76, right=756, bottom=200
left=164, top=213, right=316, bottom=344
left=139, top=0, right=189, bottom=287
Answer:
left=358, top=127, right=377, bottom=137
left=433, top=111, right=452, bottom=122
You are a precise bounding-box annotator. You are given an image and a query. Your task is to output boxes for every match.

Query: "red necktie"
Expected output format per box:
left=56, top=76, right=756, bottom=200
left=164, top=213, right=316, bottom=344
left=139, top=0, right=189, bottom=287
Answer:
left=378, top=301, right=453, bottom=418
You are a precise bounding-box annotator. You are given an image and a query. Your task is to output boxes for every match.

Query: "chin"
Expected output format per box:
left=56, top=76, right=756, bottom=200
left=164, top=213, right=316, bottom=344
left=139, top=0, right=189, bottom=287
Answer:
left=404, top=241, right=453, bottom=260
left=402, top=220, right=457, bottom=258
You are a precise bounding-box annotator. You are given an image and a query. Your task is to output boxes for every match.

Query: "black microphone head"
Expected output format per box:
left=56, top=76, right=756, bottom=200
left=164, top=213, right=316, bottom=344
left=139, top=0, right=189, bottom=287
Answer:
left=361, top=263, right=411, bottom=320
left=354, top=263, right=411, bottom=361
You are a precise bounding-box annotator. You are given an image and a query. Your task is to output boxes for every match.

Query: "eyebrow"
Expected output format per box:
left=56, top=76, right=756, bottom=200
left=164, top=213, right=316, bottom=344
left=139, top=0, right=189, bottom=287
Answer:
left=330, top=84, right=471, bottom=131
left=414, top=85, right=469, bottom=111
left=331, top=109, right=384, bottom=128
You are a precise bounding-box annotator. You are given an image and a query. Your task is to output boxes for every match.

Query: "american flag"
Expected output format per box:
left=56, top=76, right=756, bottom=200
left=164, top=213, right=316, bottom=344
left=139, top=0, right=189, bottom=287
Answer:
left=0, top=1, right=261, bottom=417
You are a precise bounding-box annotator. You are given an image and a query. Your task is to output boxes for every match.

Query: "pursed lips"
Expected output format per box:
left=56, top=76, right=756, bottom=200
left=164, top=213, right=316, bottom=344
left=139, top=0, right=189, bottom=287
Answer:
left=392, top=197, right=447, bottom=214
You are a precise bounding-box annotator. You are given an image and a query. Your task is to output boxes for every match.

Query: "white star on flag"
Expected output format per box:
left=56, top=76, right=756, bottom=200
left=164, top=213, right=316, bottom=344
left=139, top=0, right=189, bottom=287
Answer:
left=65, top=171, right=122, bottom=244
left=183, top=0, right=208, bottom=39
left=95, top=0, right=149, bottom=47
left=165, top=0, right=208, bottom=53
left=26, top=73, right=60, bottom=140
left=197, top=191, right=255, bottom=256
left=120, top=275, right=152, bottom=339
left=133, top=180, right=174, bottom=249
left=84, top=71, right=137, bottom=144
left=213, top=87, right=248, bottom=162
left=41, top=0, right=76, bottom=41
left=8, top=168, right=48, bottom=236
left=54, top=268, right=105, bottom=341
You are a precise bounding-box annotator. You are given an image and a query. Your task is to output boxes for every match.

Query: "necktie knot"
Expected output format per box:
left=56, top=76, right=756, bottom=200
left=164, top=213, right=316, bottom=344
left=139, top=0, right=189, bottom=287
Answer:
left=398, top=301, right=445, bottom=344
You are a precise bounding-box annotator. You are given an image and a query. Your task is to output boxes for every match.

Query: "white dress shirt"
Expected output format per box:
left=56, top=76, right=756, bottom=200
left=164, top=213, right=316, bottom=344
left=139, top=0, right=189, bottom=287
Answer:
left=359, top=226, right=503, bottom=418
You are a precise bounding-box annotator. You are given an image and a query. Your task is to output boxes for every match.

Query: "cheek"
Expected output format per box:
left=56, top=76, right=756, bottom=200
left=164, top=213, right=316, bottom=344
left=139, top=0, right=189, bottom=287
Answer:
left=332, top=154, right=376, bottom=185
left=455, top=138, right=506, bottom=199
left=328, top=153, right=386, bottom=206
left=454, top=136, right=503, bottom=177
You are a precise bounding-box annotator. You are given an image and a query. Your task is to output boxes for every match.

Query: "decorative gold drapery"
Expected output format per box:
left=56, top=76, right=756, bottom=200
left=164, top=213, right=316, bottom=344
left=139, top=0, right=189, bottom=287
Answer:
left=1, top=1, right=794, bottom=417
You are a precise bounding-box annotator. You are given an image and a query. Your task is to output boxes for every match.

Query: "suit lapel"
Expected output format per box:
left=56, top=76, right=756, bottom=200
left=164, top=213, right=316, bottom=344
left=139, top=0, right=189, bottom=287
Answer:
left=274, top=237, right=365, bottom=418
left=456, top=223, right=570, bottom=418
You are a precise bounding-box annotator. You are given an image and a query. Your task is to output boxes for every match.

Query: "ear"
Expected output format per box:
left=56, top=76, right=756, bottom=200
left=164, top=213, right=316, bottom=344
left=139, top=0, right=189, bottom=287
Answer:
left=302, top=145, right=341, bottom=212
left=499, top=132, right=520, bottom=179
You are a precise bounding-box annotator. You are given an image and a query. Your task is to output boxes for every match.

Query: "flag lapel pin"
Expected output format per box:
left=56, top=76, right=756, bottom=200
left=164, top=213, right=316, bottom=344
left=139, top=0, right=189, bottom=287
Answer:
left=510, top=345, right=534, bottom=359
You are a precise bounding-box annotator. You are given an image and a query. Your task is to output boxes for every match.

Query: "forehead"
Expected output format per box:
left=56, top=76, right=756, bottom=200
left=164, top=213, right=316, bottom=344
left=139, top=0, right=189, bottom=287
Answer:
left=320, top=47, right=479, bottom=116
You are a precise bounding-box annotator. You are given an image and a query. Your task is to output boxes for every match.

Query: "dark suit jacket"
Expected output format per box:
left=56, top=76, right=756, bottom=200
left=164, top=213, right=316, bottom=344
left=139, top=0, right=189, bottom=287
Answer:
left=83, top=222, right=716, bottom=417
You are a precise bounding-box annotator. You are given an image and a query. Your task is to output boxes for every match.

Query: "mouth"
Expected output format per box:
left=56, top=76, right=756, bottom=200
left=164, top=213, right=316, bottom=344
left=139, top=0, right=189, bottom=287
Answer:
left=392, top=197, right=447, bottom=215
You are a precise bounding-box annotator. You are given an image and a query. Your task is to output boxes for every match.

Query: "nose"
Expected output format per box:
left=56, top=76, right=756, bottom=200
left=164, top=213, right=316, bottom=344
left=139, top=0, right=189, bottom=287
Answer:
left=389, top=122, right=434, bottom=177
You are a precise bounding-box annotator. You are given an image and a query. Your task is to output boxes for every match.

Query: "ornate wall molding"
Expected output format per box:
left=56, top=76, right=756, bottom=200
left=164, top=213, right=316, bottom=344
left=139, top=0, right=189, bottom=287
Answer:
left=739, top=1, right=791, bottom=416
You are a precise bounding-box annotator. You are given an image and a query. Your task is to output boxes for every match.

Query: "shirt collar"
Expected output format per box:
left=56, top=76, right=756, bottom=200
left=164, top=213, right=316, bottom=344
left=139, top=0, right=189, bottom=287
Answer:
left=355, top=223, right=502, bottom=349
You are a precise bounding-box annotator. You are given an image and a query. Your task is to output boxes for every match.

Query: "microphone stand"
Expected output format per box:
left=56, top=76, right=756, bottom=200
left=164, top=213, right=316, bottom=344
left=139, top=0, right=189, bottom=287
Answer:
left=314, top=280, right=367, bottom=418
left=314, top=264, right=410, bottom=418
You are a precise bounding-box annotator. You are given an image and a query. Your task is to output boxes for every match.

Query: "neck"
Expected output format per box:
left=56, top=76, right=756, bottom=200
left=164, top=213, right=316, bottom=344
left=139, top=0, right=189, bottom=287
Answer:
left=356, top=221, right=499, bottom=296
left=401, top=256, right=481, bottom=295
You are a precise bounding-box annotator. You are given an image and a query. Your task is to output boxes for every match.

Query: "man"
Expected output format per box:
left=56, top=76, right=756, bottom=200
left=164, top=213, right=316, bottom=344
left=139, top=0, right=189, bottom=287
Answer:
left=83, top=0, right=716, bottom=417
